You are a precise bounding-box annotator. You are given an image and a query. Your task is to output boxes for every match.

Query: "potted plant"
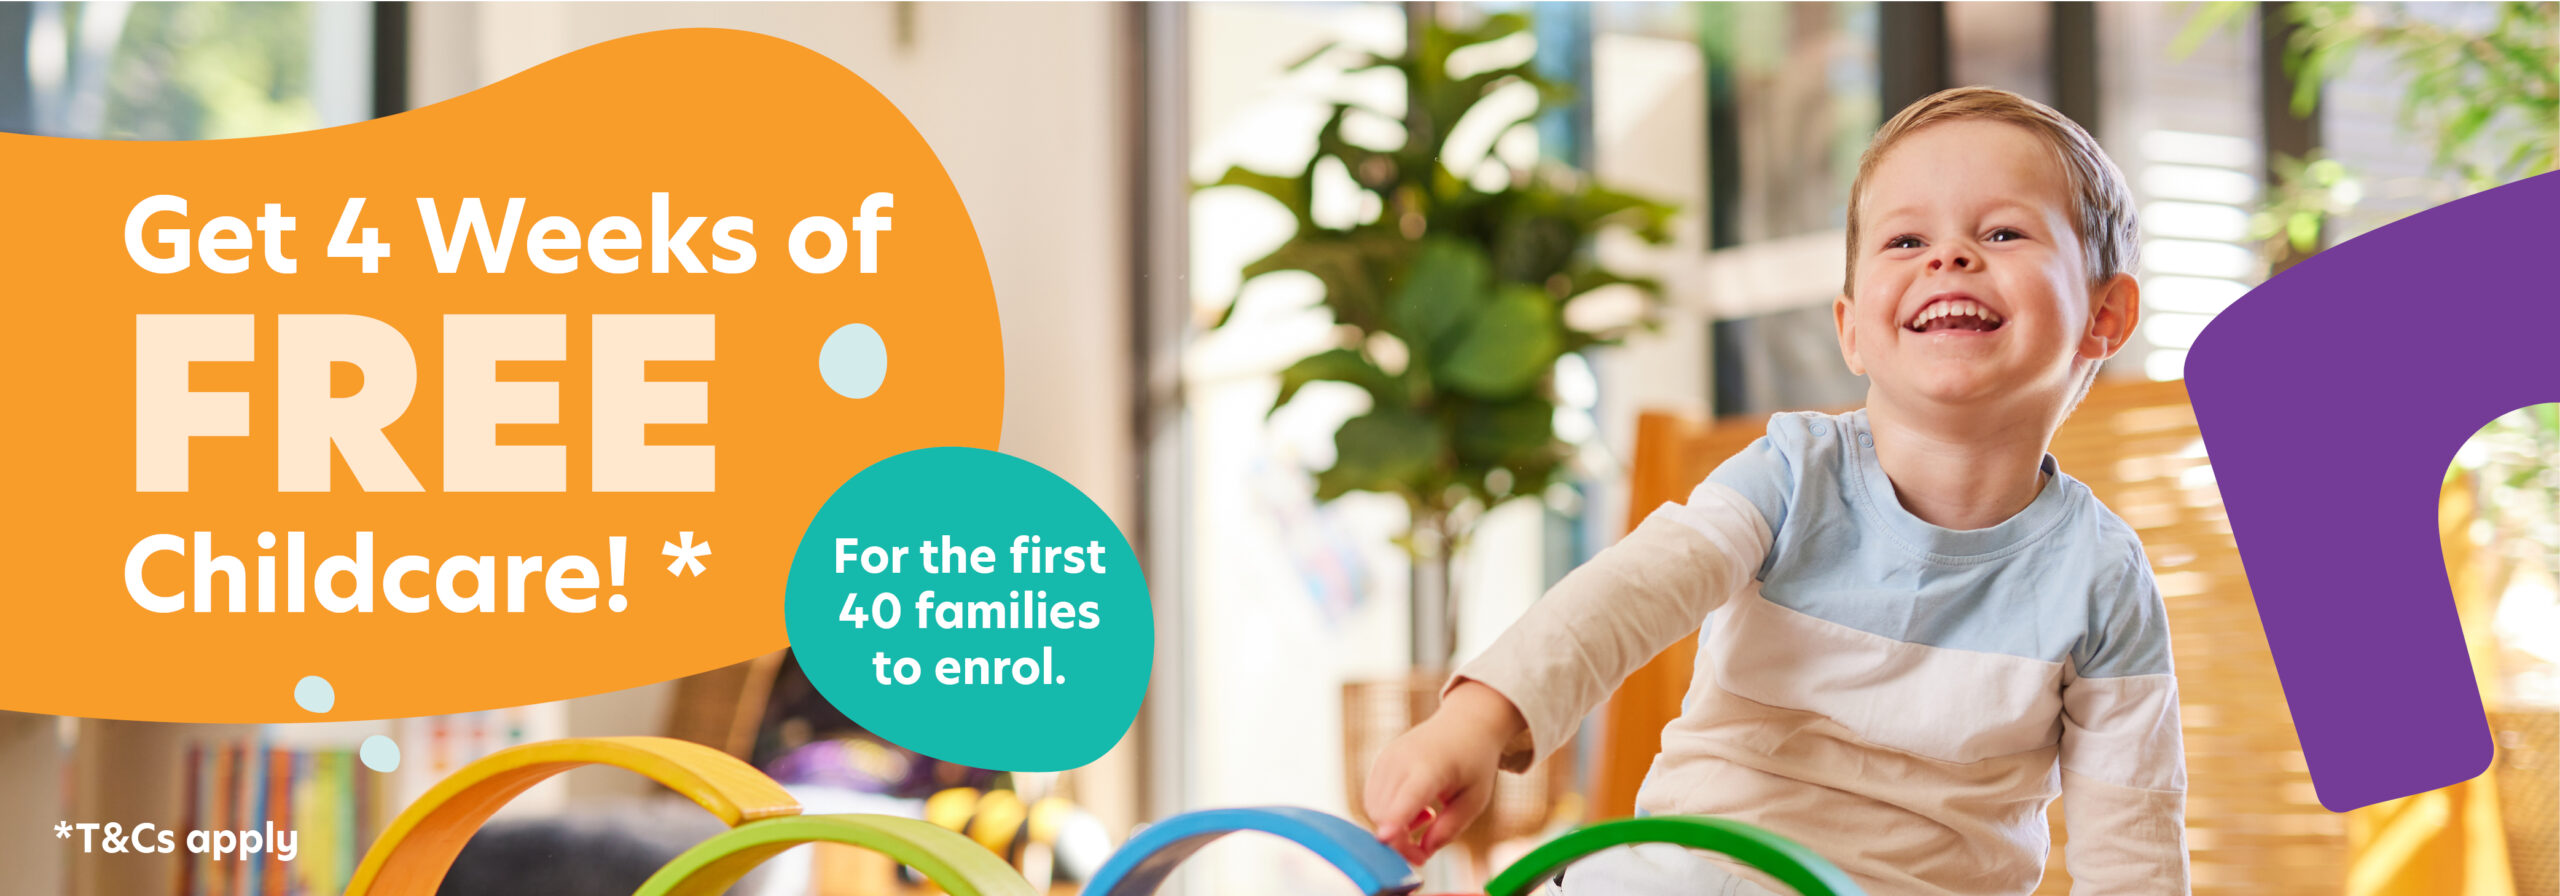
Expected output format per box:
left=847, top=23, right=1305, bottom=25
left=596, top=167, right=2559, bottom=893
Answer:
left=1199, top=10, right=1676, bottom=873
left=1205, top=11, right=1675, bottom=673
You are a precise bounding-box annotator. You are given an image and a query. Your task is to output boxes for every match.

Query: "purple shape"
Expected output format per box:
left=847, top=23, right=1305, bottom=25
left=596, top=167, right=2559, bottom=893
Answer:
left=2184, top=173, right=2556, bottom=811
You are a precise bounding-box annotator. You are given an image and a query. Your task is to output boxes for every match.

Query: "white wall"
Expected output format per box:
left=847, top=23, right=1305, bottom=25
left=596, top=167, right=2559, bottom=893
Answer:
left=407, top=1, right=1140, bottom=824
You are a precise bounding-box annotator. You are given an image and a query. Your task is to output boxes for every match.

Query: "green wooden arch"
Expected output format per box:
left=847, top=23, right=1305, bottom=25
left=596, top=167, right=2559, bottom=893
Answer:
left=631, top=814, right=1038, bottom=896
left=1484, top=816, right=1864, bottom=896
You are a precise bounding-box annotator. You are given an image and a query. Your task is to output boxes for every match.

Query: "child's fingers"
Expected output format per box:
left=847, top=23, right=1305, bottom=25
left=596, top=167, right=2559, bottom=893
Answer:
left=1361, top=765, right=1403, bottom=835
left=1371, top=776, right=1443, bottom=863
left=1389, top=805, right=1438, bottom=864
left=1416, top=783, right=1491, bottom=858
left=1368, top=771, right=1435, bottom=847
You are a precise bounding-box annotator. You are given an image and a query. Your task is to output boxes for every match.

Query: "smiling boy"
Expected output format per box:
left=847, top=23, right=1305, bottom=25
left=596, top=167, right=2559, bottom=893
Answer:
left=1364, top=88, right=2187, bottom=895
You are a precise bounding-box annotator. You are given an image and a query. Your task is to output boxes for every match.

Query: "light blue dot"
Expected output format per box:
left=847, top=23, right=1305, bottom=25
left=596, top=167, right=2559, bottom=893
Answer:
left=294, top=676, right=335, bottom=714
left=818, top=323, right=888, bottom=399
left=359, top=735, right=402, bottom=773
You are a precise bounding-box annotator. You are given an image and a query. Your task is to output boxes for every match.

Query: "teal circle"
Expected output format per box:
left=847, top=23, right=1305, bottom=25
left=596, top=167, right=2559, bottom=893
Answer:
left=359, top=735, right=401, bottom=772
left=293, top=675, right=335, bottom=713
left=785, top=447, right=1152, bottom=771
left=818, top=323, right=889, bottom=399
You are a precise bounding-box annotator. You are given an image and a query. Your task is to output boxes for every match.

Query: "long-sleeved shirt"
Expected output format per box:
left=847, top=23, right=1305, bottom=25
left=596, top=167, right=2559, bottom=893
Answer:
left=1457, top=409, right=2190, bottom=895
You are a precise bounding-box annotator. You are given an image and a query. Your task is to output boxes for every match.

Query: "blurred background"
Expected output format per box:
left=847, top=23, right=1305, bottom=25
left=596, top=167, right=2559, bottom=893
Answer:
left=0, top=2, right=2551, bottom=895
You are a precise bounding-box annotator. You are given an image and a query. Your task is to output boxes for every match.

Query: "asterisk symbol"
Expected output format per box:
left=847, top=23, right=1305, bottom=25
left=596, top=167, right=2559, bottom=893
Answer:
left=663, top=532, right=712, bottom=576
left=54, top=821, right=70, bottom=839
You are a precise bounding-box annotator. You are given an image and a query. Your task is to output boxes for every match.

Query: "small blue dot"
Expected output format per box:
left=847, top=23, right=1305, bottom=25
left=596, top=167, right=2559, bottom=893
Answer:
left=294, top=676, right=335, bottom=714
left=818, top=323, right=889, bottom=399
left=359, top=735, right=402, bottom=773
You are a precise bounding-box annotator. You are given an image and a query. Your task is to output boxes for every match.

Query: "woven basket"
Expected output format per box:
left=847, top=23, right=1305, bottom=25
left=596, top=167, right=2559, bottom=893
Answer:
left=2490, top=710, right=2557, bottom=895
left=2033, top=379, right=2346, bottom=893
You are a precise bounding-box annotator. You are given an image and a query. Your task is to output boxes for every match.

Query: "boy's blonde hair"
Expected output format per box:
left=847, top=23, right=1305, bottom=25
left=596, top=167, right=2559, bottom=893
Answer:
left=1843, top=87, right=2139, bottom=299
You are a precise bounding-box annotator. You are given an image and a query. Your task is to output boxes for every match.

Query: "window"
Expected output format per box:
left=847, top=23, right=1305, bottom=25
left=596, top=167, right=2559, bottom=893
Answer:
left=0, top=2, right=377, bottom=139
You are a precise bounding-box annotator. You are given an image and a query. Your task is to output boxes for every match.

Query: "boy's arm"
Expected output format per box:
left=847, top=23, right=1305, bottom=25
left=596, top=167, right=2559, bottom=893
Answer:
left=1452, top=476, right=1773, bottom=772
left=1371, top=419, right=1799, bottom=859
left=2059, top=557, right=2191, bottom=895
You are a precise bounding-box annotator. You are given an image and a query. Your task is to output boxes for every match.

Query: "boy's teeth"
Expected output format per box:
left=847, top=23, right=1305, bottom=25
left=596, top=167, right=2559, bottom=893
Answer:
left=1909, top=299, right=2003, bottom=330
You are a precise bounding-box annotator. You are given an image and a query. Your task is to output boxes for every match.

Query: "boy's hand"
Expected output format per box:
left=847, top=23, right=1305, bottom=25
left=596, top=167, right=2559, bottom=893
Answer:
left=1362, top=680, right=1526, bottom=863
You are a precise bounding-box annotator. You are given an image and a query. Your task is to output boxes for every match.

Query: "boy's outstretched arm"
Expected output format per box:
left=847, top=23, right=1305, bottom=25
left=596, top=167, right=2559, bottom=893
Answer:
left=1364, top=461, right=1780, bottom=861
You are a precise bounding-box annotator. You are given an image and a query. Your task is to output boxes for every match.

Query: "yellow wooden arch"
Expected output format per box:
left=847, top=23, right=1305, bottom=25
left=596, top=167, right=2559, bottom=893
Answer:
left=345, top=736, right=799, bottom=896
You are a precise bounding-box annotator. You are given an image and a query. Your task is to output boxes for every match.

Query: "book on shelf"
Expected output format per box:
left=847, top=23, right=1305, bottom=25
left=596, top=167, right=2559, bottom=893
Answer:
left=176, top=738, right=356, bottom=896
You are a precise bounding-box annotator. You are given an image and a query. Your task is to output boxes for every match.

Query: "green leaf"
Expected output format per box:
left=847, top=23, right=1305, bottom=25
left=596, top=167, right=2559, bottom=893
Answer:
left=1506, top=459, right=1560, bottom=501
left=1491, top=212, right=1580, bottom=284
left=2489, top=25, right=2557, bottom=91
left=1237, top=236, right=1401, bottom=332
left=1285, top=40, right=1342, bottom=72
left=2170, top=1, right=2253, bottom=60
left=1425, top=64, right=1546, bottom=160
left=1390, top=237, right=1496, bottom=359
left=1206, top=165, right=1313, bottom=230
left=2287, top=212, right=2321, bottom=252
left=1343, top=52, right=1407, bottom=76
left=1452, top=397, right=1557, bottom=467
left=1573, top=184, right=1682, bottom=243
left=1558, top=262, right=1663, bottom=303
left=1315, top=103, right=1401, bottom=194
left=1447, top=11, right=1532, bottom=50
left=1438, top=284, right=1563, bottom=398
left=1272, top=348, right=1397, bottom=414
left=1314, top=407, right=1444, bottom=501
left=2443, top=103, right=2495, bottom=158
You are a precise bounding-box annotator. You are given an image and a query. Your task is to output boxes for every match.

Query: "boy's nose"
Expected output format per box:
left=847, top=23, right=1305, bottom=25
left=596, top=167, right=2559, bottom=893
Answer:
left=1929, top=254, right=1972, bottom=271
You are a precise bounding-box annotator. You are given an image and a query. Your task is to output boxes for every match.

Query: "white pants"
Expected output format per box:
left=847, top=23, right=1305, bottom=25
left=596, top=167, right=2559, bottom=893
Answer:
left=1557, top=842, right=1789, bottom=896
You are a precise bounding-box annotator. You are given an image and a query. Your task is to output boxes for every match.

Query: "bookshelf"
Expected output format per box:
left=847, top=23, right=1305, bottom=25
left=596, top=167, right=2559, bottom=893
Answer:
left=17, top=707, right=569, bottom=896
left=3, top=658, right=762, bottom=896
left=0, top=712, right=71, bottom=896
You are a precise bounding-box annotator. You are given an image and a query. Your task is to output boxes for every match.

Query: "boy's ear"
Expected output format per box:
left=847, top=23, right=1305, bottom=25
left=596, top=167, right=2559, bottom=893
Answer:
left=2080, top=272, right=2140, bottom=362
left=1833, top=293, right=1866, bottom=375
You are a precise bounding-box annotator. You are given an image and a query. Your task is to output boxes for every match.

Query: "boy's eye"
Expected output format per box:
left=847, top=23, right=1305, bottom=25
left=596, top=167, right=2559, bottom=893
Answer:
left=1885, top=235, right=1924, bottom=250
left=1987, top=228, right=2026, bottom=242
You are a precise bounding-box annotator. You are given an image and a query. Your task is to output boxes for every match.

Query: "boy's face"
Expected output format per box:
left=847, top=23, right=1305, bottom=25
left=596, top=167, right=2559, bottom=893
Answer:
left=1835, top=120, right=2132, bottom=417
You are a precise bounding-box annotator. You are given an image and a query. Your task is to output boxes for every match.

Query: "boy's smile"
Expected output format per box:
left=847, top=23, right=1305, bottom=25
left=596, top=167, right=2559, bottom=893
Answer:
left=1836, top=119, right=2131, bottom=418
left=1902, top=292, right=2005, bottom=334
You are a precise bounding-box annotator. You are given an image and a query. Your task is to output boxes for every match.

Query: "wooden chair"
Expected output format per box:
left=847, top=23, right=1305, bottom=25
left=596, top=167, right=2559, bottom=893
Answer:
left=665, top=651, right=789, bottom=759
left=1591, top=378, right=2352, bottom=894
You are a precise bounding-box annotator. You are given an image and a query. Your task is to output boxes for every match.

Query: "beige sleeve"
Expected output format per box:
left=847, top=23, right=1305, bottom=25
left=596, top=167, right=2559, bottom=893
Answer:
left=2060, top=671, right=2192, bottom=894
left=2061, top=771, right=2191, bottom=895
left=1448, top=481, right=1772, bottom=772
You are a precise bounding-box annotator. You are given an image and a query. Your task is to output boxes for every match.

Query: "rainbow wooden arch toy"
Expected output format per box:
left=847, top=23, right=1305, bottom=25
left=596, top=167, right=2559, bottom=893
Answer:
left=344, top=736, right=801, bottom=896
left=339, top=735, right=1860, bottom=896
left=1081, top=806, right=1422, bottom=896
left=1482, top=816, right=1866, bottom=896
left=631, top=814, right=1038, bottom=896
